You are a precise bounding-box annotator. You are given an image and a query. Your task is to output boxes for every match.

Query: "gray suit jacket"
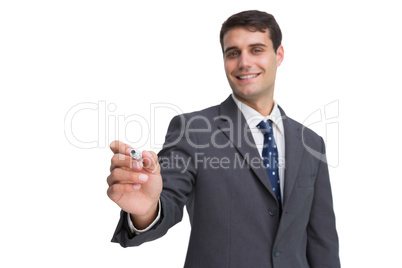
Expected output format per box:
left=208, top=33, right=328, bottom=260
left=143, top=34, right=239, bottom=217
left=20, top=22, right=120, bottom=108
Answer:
left=112, top=96, right=340, bottom=268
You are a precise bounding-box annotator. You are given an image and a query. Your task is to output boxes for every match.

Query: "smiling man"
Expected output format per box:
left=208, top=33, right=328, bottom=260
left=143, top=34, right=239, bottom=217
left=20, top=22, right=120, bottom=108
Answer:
left=223, top=27, right=284, bottom=116
left=108, top=10, right=340, bottom=268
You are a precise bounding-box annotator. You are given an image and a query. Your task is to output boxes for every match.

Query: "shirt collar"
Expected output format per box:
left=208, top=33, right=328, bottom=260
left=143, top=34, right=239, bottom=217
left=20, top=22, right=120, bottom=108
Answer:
left=231, top=94, right=284, bottom=135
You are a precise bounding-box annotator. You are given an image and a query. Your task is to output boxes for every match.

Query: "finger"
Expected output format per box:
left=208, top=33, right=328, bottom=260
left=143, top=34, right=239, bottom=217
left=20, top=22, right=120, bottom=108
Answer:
left=110, top=140, right=132, bottom=155
left=110, top=153, right=144, bottom=172
left=142, top=151, right=160, bottom=174
left=107, top=168, right=149, bottom=186
left=107, top=183, right=141, bottom=202
left=110, top=153, right=130, bottom=171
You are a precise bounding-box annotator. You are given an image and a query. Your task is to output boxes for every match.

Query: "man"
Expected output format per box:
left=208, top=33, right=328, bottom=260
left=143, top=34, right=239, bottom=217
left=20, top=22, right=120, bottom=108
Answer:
left=107, top=10, right=340, bottom=267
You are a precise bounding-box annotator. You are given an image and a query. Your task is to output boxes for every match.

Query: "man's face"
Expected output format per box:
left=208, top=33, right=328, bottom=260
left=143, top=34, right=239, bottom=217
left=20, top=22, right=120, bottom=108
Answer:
left=223, top=27, right=284, bottom=104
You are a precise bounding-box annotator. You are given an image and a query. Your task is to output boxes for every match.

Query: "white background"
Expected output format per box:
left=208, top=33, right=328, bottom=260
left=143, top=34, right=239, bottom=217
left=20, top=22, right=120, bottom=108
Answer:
left=1, top=0, right=401, bottom=267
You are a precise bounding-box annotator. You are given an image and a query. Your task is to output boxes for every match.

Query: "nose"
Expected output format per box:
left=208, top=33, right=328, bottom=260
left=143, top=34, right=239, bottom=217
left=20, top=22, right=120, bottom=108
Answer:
left=238, top=52, right=251, bottom=69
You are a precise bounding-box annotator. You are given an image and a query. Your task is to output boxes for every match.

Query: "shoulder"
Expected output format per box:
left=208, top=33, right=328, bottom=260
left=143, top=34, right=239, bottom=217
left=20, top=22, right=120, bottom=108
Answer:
left=168, top=103, right=221, bottom=129
left=163, top=103, right=221, bottom=143
left=280, top=107, right=325, bottom=153
left=175, top=104, right=220, bottom=120
left=169, top=95, right=235, bottom=125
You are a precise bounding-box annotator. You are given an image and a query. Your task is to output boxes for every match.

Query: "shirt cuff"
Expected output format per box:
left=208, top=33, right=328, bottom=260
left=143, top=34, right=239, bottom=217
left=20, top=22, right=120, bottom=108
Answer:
left=127, top=199, right=161, bottom=235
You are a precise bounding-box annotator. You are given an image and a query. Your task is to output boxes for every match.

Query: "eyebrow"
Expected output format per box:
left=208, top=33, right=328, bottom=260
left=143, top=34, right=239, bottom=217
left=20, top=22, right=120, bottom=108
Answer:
left=224, top=43, right=268, bottom=54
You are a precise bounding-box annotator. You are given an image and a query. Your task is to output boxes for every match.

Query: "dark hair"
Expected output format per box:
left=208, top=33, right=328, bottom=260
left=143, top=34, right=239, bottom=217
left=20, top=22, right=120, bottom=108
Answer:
left=220, top=10, right=282, bottom=53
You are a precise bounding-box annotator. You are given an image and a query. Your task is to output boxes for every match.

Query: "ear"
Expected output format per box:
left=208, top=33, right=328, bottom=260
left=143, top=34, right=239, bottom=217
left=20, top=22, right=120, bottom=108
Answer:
left=276, top=45, right=284, bottom=67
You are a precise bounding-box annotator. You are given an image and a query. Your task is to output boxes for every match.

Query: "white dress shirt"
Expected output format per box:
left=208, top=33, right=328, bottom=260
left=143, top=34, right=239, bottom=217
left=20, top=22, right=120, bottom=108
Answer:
left=128, top=94, right=286, bottom=233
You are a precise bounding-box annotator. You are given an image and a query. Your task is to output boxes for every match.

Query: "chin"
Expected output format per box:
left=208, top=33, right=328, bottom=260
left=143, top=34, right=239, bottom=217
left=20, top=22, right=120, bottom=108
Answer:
left=233, top=89, right=260, bottom=99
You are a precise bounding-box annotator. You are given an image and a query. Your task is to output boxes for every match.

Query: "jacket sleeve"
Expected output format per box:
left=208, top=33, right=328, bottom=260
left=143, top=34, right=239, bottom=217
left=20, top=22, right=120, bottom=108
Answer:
left=111, top=114, right=196, bottom=247
left=306, top=137, right=341, bottom=267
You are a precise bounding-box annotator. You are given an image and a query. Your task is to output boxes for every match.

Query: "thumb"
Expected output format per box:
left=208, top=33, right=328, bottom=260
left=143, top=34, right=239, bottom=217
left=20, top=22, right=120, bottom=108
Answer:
left=142, top=151, right=160, bottom=174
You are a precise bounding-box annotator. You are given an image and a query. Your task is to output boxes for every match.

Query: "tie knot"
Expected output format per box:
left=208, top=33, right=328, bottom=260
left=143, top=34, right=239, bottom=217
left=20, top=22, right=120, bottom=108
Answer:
left=257, top=120, right=273, bottom=134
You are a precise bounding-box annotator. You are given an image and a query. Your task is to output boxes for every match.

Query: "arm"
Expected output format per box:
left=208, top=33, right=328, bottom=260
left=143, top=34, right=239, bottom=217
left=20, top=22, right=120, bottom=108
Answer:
left=306, top=138, right=341, bottom=268
left=110, top=114, right=196, bottom=247
left=127, top=199, right=161, bottom=234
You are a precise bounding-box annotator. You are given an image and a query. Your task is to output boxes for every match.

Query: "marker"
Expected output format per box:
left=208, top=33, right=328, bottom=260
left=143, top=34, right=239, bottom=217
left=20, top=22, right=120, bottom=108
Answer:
left=130, top=149, right=143, bottom=161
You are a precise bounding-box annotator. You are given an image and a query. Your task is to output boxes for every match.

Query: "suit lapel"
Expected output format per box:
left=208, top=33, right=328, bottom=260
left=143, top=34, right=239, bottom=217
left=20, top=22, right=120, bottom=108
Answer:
left=279, top=107, right=305, bottom=208
left=217, top=96, right=277, bottom=199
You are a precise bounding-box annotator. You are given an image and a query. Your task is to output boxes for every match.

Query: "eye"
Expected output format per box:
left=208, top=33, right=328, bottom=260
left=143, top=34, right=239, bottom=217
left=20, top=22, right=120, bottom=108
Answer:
left=226, top=51, right=239, bottom=58
left=253, top=48, right=263, bottom=53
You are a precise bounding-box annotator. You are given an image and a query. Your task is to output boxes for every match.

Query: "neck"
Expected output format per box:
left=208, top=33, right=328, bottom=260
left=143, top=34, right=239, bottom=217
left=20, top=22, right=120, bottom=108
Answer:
left=233, top=93, right=274, bottom=116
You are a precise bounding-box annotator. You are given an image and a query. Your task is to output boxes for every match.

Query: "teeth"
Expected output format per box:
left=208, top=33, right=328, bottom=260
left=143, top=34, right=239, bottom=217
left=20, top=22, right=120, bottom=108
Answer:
left=238, top=74, right=258, bottom=80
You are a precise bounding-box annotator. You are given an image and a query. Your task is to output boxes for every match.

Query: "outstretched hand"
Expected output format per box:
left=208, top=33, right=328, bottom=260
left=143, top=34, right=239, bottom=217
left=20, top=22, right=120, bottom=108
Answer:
left=107, top=141, right=162, bottom=229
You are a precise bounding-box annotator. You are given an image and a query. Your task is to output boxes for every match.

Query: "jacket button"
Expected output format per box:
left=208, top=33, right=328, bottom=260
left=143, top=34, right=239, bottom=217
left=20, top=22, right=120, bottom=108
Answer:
left=273, top=249, right=280, bottom=257
left=268, top=208, right=277, bottom=216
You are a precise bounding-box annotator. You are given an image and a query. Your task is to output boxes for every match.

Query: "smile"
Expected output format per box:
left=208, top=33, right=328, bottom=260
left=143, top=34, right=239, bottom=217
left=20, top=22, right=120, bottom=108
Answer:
left=236, top=73, right=260, bottom=80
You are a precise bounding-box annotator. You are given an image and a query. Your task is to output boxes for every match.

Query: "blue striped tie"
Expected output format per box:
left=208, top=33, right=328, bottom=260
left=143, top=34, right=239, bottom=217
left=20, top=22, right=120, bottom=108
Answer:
left=257, top=120, right=282, bottom=208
